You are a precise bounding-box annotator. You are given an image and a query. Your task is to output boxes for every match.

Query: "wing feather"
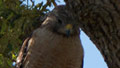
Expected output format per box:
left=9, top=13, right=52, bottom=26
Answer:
left=16, top=37, right=30, bottom=68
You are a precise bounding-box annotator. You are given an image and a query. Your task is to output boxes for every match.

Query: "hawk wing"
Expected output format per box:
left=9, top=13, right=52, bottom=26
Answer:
left=16, top=37, right=31, bottom=68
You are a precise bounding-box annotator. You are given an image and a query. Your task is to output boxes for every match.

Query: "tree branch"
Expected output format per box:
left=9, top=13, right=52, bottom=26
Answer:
left=65, top=0, right=120, bottom=68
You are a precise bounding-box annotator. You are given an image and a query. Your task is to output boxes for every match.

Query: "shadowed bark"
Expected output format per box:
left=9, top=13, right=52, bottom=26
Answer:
left=64, top=0, right=120, bottom=68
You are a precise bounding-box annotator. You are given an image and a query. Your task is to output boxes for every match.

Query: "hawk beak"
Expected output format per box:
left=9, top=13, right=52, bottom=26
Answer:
left=65, top=24, right=73, bottom=37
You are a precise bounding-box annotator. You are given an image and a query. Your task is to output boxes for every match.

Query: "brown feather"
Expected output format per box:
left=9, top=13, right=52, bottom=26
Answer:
left=16, top=37, right=30, bottom=68
left=16, top=5, right=84, bottom=68
left=23, top=28, right=83, bottom=68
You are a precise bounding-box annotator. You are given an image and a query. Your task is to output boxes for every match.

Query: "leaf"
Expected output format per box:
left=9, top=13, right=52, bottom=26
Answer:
left=7, top=59, right=13, bottom=67
left=8, top=43, right=13, bottom=52
left=0, top=21, right=7, bottom=34
left=11, top=52, right=16, bottom=60
left=0, top=0, right=48, bottom=68
left=0, top=54, right=3, bottom=65
left=0, top=0, right=2, bottom=5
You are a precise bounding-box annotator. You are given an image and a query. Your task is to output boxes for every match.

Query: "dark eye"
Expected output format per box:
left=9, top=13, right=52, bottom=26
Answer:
left=58, top=19, right=62, bottom=24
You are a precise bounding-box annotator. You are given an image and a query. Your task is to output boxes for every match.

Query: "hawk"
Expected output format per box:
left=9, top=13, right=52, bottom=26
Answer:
left=16, top=5, right=84, bottom=68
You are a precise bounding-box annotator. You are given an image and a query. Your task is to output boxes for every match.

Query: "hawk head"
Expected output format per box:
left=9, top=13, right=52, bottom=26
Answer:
left=42, top=5, right=79, bottom=37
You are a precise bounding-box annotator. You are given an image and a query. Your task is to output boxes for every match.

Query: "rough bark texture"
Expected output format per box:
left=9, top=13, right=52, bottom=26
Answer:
left=64, top=0, right=120, bottom=68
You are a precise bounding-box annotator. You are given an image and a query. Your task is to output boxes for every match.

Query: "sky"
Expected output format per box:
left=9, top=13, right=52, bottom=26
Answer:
left=24, top=0, right=108, bottom=68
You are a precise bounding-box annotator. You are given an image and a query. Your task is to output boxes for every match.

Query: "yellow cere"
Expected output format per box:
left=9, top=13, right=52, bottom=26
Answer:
left=66, top=24, right=73, bottom=29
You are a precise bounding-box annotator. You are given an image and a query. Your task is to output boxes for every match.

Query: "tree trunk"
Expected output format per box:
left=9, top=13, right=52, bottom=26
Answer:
left=64, top=0, right=120, bottom=68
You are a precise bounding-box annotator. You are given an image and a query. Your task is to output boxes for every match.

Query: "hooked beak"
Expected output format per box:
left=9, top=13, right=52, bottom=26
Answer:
left=65, top=24, right=73, bottom=37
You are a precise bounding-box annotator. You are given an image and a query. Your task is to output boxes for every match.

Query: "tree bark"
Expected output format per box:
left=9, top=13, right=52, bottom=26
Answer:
left=64, top=0, right=120, bottom=68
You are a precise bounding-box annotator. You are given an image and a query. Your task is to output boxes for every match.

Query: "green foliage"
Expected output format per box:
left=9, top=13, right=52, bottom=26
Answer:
left=0, top=0, right=57, bottom=67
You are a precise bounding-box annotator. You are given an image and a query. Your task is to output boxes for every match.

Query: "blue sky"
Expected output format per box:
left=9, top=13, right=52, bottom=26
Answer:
left=24, top=0, right=108, bottom=68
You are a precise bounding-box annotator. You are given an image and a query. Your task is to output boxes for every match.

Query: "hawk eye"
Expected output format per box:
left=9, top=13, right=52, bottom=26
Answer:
left=58, top=19, right=62, bottom=24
